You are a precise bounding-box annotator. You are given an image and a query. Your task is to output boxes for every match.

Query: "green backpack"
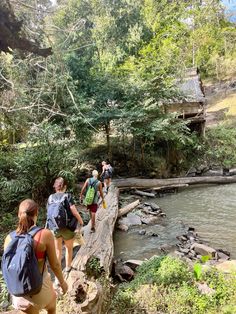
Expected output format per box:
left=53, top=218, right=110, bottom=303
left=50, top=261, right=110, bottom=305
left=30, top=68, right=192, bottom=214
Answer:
left=84, top=179, right=98, bottom=206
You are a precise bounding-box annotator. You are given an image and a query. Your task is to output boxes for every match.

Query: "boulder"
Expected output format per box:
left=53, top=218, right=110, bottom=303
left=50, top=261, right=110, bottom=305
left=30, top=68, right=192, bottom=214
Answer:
left=229, top=168, right=236, bottom=176
left=216, top=260, right=236, bottom=273
left=190, top=243, right=217, bottom=258
left=117, top=224, right=129, bottom=232
left=178, top=247, right=190, bottom=254
left=147, top=231, right=159, bottom=237
left=123, top=260, right=143, bottom=270
left=140, top=216, right=159, bottom=225
left=139, top=229, right=146, bottom=235
left=119, top=213, right=142, bottom=226
left=186, top=167, right=197, bottom=177
left=160, top=244, right=173, bottom=253
left=149, top=202, right=161, bottom=211
left=114, top=264, right=134, bottom=282
left=217, top=251, right=230, bottom=261
left=202, top=169, right=223, bottom=177
left=197, top=282, right=215, bottom=295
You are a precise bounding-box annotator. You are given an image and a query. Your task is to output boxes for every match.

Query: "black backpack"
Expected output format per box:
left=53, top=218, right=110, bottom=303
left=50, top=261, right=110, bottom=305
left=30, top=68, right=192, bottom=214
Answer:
left=2, top=226, right=44, bottom=296
left=46, top=193, right=77, bottom=232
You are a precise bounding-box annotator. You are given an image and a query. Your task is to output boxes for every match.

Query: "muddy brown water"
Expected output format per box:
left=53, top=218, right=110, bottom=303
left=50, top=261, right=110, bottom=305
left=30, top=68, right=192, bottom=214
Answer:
left=114, top=184, right=236, bottom=260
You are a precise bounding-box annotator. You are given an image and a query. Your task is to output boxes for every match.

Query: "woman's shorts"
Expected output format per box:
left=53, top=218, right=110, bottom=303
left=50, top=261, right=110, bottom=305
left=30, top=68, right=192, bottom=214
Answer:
left=12, top=269, right=56, bottom=311
left=87, top=203, right=98, bottom=213
left=54, top=228, right=75, bottom=240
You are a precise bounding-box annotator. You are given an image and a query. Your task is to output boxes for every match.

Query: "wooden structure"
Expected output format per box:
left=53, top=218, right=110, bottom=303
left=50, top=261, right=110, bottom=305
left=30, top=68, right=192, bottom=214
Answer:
left=166, top=68, right=206, bottom=136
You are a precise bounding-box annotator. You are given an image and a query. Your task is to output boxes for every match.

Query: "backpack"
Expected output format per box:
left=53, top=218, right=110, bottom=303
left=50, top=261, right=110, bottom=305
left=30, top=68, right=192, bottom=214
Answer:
left=46, top=193, right=69, bottom=232
left=84, top=178, right=98, bottom=206
left=2, top=226, right=44, bottom=297
left=107, top=165, right=113, bottom=176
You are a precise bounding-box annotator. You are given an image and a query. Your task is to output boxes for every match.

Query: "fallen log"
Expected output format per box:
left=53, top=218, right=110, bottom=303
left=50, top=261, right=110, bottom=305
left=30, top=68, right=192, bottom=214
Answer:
left=133, top=189, right=156, bottom=197
left=114, top=176, right=236, bottom=190
left=62, top=185, right=119, bottom=314
left=152, top=184, right=189, bottom=191
left=118, top=199, right=140, bottom=218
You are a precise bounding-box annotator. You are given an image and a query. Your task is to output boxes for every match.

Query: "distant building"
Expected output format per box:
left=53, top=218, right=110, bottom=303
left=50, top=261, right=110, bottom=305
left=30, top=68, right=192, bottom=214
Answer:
left=165, top=67, right=206, bottom=136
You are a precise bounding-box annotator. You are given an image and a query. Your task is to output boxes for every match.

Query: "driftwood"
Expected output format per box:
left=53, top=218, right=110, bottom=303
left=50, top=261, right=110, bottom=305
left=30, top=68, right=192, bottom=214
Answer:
left=114, top=176, right=236, bottom=190
left=133, top=189, right=155, bottom=197
left=152, top=184, right=189, bottom=191
left=118, top=199, right=140, bottom=218
left=63, top=185, right=119, bottom=314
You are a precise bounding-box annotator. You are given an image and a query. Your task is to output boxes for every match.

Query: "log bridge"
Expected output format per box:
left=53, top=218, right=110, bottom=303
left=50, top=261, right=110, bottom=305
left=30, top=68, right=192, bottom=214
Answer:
left=62, top=184, right=119, bottom=314
left=60, top=175, right=236, bottom=313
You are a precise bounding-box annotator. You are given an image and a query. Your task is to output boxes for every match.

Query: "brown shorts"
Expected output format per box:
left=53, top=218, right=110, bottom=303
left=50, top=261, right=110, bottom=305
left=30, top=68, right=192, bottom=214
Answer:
left=12, top=269, right=56, bottom=311
left=87, top=203, right=98, bottom=213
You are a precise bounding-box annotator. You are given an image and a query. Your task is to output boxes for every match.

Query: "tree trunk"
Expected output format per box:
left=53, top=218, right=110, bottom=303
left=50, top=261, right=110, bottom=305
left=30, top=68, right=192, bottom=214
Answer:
left=118, top=200, right=140, bottom=218
left=105, top=122, right=111, bottom=160
left=133, top=190, right=155, bottom=197
left=114, top=176, right=236, bottom=190
left=63, top=185, right=119, bottom=314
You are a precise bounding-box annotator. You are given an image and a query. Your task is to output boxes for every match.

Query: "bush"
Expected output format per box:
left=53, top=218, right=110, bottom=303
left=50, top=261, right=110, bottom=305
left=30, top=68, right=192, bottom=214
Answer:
left=110, top=256, right=236, bottom=314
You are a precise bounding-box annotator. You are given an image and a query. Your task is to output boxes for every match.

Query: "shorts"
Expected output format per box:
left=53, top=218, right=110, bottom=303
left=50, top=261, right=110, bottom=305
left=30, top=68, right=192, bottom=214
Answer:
left=54, top=228, right=75, bottom=240
left=12, top=269, right=56, bottom=311
left=87, top=203, right=98, bottom=213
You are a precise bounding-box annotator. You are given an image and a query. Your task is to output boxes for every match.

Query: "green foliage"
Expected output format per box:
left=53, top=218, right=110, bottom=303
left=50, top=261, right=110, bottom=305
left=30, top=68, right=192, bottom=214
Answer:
left=110, top=256, right=236, bottom=314
left=198, top=124, right=236, bottom=168
left=86, top=256, right=103, bottom=279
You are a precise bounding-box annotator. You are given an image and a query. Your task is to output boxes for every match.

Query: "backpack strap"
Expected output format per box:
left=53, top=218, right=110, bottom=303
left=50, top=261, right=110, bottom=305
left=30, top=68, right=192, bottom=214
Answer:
left=89, top=178, right=98, bottom=187
left=28, top=226, right=43, bottom=237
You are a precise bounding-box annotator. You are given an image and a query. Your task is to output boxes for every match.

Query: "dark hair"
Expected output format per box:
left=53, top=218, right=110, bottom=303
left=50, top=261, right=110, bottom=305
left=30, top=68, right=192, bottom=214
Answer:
left=53, top=177, right=66, bottom=191
left=16, top=199, right=39, bottom=234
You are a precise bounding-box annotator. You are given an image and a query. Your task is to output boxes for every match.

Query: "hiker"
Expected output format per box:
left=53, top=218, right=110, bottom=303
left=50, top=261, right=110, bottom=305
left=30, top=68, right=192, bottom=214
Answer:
left=101, top=160, right=113, bottom=192
left=46, top=177, right=84, bottom=274
left=3, top=199, right=68, bottom=314
left=80, top=170, right=105, bottom=233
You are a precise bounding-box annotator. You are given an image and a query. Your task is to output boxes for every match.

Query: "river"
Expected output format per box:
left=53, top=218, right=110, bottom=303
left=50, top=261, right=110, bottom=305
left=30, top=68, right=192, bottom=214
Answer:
left=114, top=183, right=236, bottom=260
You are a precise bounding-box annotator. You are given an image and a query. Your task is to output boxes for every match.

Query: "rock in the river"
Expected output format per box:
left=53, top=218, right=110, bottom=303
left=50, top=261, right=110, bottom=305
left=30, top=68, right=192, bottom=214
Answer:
left=229, top=168, right=236, bottom=176
left=139, top=229, right=146, bottom=235
left=216, top=260, right=236, bottom=273
left=119, top=213, right=142, bottom=226
left=114, top=264, right=134, bottom=282
left=191, top=243, right=217, bottom=258
left=202, top=169, right=223, bottom=176
left=141, top=216, right=159, bottom=225
left=124, top=260, right=143, bottom=270
left=217, top=251, right=230, bottom=261
left=178, top=247, right=190, bottom=254
left=147, top=231, right=159, bottom=237
left=160, top=244, right=173, bottom=253
left=117, top=224, right=129, bottom=232
left=149, top=202, right=161, bottom=211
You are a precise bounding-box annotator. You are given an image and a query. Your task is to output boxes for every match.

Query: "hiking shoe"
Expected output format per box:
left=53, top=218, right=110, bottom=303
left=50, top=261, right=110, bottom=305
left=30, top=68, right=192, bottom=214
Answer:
left=90, top=227, right=95, bottom=233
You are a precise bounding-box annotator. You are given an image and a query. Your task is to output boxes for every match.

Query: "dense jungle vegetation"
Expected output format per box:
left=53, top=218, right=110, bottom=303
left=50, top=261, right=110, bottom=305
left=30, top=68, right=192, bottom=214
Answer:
left=1, top=0, right=236, bottom=214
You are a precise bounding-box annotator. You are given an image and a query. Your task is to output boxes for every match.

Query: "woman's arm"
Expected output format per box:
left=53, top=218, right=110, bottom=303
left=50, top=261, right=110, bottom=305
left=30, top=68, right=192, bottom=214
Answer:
left=44, top=229, right=68, bottom=293
left=80, top=179, right=88, bottom=199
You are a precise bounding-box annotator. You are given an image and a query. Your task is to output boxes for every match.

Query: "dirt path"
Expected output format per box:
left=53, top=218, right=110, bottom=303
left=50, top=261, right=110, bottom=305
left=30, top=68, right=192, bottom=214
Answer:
left=204, top=80, right=236, bottom=127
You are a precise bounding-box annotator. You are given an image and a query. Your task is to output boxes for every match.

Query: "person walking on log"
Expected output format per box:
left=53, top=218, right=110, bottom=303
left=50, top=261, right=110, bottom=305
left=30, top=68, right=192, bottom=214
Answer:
left=80, top=170, right=105, bottom=233
left=3, top=199, right=68, bottom=314
left=46, top=177, right=84, bottom=274
left=101, top=161, right=113, bottom=192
